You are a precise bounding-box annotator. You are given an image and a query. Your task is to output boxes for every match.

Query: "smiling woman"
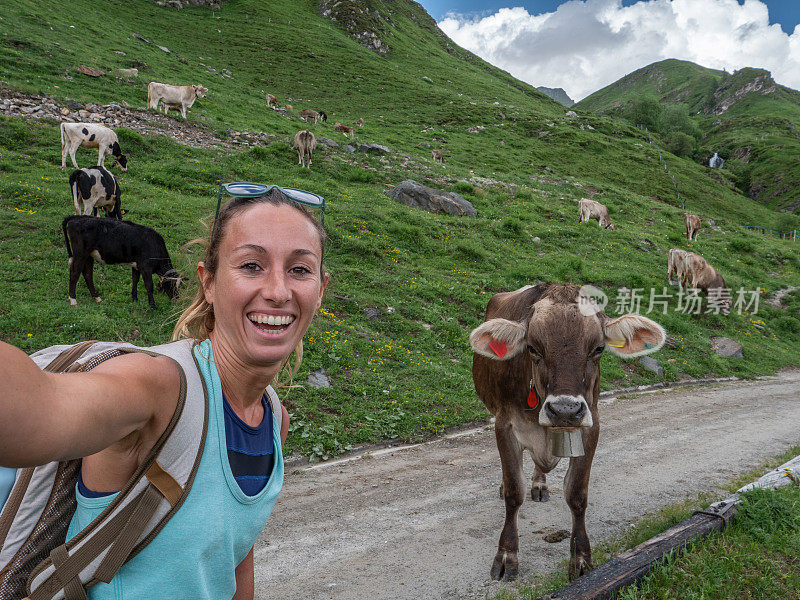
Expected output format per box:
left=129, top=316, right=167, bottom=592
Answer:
left=0, top=187, right=329, bottom=600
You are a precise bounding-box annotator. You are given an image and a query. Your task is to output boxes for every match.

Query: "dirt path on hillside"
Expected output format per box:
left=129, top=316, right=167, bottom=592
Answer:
left=253, top=370, right=800, bottom=600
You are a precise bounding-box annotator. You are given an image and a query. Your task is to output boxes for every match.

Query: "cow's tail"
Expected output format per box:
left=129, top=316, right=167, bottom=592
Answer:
left=62, top=216, right=75, bottom=258
left=60, top=121, right=66, bottom=148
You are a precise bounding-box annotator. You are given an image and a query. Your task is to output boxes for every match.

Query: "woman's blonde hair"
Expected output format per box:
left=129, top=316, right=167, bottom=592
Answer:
left=172, top=189, right=327, bottom=384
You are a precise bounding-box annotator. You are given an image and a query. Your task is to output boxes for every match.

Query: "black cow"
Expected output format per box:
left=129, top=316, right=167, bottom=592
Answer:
left=69, top=166, right=122, bottom=219
left=62, top=216, right=181, bottom=309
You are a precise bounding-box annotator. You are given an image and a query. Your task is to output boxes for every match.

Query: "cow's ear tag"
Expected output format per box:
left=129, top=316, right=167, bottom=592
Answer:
left=527, top=386, right=538, bottom=409
left=607, top=340, right=625, bottom=348
left=489, top=338, right=507, bottom=358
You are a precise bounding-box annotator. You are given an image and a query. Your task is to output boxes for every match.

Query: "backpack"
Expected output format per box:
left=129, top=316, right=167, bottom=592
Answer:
left=0, top=339, right=282, bottom=600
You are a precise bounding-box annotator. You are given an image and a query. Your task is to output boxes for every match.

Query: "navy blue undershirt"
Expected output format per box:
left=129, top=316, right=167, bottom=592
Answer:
left=78, top=392, right=274, bottom=499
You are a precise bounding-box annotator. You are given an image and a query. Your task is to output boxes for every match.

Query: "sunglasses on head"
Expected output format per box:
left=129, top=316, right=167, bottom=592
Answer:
left=216, top=182, right=326, bottom=226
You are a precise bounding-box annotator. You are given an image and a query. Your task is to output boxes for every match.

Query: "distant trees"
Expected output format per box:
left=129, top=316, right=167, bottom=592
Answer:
left=624, top=96, right=701, bottom=158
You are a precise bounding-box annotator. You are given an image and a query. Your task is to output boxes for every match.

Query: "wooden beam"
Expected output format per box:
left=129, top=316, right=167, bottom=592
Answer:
left=536, top=500, right=737, bottom=600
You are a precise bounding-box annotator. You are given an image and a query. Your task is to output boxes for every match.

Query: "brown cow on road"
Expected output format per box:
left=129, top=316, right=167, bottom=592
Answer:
left=683, top=253, right=732, bottom=314
left=578, top=198, right=614, bottom=230
left=685, top=213, right=701, bottom=241
left=471, top=283, right=666, bottom=581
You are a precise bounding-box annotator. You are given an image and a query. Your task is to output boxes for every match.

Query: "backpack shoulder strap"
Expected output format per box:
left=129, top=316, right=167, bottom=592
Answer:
left=264, top=385, right=283, bottom=436
left=18, top=339, right=208, bottom=600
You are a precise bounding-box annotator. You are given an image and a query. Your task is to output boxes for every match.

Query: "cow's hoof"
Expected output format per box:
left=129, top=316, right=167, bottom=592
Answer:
left=94, top=296, right=102, bottom=303
left=490, top=551, right=518, bottom=581
left=531, top=485, right=550, bottom=502
left=568, top=555, right=593, bottom=581
left=69, top=297, right=77, bottom=306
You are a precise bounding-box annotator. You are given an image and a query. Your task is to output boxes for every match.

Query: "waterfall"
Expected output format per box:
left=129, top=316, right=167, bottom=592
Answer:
left=709, top=152, right=724, bottom=169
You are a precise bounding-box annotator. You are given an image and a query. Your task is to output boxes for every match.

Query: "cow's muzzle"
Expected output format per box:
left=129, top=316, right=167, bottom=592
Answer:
left=539, top=394, right=593, bottom=428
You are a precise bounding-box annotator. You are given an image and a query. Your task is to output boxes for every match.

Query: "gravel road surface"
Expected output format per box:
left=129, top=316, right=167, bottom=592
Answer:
left=254, top=370, right=800, bottom=600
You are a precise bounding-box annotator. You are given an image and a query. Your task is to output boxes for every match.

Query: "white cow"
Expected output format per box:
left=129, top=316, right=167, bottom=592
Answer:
left=147, top=82, right=207, bottom=119
left=60, top=123, right=128, bottom=171
left=578, top=198, right=614, bottom=230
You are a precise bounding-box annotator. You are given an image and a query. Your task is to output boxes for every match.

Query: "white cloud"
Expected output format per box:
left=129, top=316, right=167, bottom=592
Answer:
left=438, top=0, right=800, bottom=101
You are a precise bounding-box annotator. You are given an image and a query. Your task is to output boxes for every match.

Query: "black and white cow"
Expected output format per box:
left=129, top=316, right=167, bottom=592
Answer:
left=69, top=166, right=122, bottom=219
left=60, top=123, right=128, bottom=171
left=62, top=216, right=181, bottom=309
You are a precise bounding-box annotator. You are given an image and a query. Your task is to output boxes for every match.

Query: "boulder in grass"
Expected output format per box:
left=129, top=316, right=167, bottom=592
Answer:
left=307, top=369, right=331, bottom=389
left=384, top=179, right=477, bottom=217
left=359, top=143, right=389, bottom=155
left=76, top=65, right=105, bottom=77
left=639, top=356, right=664, bottom=376
left=710, top=336, right=743, bottom=358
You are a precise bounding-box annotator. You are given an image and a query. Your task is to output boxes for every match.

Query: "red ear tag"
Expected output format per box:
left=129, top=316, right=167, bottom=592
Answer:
left=527, top=386, right=538, bottom=409
left=489, top=338, right=507, bottom=358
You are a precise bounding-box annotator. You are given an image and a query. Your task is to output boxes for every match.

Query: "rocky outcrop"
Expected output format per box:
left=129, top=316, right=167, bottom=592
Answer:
left=0, top=89, right=266, bottom=151
left=319, top=0, right=391, bottom=54
left=705, top=69, right=777, bottom=116
left=155, top=0, right=223, bottom=9
left=536, top=86, right=574, bottom=107
left=384, top=180, right=477, bottom=216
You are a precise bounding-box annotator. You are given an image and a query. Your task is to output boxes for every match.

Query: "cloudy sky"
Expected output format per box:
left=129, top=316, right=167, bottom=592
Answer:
left=418, top=0, right=800, bottom=101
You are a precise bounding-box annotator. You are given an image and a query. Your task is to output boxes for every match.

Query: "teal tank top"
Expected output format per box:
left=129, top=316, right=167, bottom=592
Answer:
left=66, top=339, right=285, bottom=599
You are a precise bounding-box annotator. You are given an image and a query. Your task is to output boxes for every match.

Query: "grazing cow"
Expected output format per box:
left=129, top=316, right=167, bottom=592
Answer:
left=334, top=122, right=354, bottom=138
left=60, top=123, right=128, bottom=171
left=63, top=216, right=181, bottom=309
left=684, top=213, right=701, bottom=241
left=356, top=117, right=365, bottom=127
left=471, top=283, right=665, bottom=581
left=667, top=248, right=689, bottom=287
left=284, top=104, right=293, bottom=112
left=69, top=166, right=122, bottom=219
left=578, top=198, right=614, bottom=230
left=266, top=93, right=278, bottom=107
left=431, top=149, right=444, bottom=163
left=292, top=130, right=317, bottom=169
left=299, top=109, right=322, bottom=124
left=683, top=253, right=732, bottom=314
left=147, top=82, right=207, bottom=119
left=115, top=67, right=139, bottom=79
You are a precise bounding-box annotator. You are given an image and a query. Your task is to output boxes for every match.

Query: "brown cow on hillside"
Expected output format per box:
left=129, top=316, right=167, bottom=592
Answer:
left=578, top=198, right=614, bottom=230
left=667, top=247, right=689, bottom=287
left=683, top=253, right=732, bottom=314
left=334, top=122, right=354, bottom=138
left=431, top=149, right=444, bottom=163
left=685, top=213, right=701, bottom=241
left=292, top=130, right=316, bottom=169
left=471, top=283, right=665, bottom=581
left=266, top=93, right=278, bottom=108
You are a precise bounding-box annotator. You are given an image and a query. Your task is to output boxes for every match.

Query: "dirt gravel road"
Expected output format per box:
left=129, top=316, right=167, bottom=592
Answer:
left=253, top=370, right=800, bottom=600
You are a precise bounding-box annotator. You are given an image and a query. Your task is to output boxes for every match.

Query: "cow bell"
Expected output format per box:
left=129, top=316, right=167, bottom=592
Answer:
left=550, top=429, right=585, bottom=457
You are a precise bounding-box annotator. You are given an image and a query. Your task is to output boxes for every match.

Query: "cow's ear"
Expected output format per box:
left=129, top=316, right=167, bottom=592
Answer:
left=603, top=314, right=666, bottom=358
left=470, top=318, right=527, bottom=361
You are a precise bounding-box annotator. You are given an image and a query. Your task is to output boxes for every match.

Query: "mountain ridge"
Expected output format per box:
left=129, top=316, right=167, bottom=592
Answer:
left=576, top=59, right=800, bottom=212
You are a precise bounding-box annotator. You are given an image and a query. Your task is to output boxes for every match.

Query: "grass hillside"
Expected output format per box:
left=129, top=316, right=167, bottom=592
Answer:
left=576, top=59, right=800, bottom=214
left=1, top=1, right=799, bottom=460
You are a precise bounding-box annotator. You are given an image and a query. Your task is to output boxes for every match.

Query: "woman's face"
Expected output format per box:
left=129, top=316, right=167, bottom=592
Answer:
left=199, top=203, right=327, bottom=368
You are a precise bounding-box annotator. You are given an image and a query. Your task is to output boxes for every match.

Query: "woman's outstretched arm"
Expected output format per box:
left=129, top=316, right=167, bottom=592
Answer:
left=0, top=341, right=179, bottom=468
